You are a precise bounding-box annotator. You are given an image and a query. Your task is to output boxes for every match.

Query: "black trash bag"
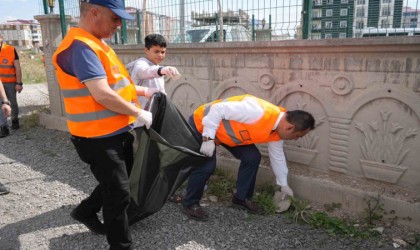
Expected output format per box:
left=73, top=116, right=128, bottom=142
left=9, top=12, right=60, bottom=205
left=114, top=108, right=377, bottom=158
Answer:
left=128, top=94, right=205, bottom=224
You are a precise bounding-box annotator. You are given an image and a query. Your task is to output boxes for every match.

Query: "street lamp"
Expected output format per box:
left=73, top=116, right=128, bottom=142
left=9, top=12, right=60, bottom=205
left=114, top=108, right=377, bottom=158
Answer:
left=48, top=0, right=55, bottom=14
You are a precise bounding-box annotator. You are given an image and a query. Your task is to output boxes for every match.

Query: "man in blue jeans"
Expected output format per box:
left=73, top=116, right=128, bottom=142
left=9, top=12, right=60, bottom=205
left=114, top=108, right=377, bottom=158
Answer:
left=182, top=94, right=315, bottom=221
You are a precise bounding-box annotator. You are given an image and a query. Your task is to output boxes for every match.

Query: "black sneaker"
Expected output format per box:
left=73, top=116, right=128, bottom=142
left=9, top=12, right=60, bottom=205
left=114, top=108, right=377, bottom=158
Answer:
left=232, top=196, right=263, bottom=214
left=0, top=126, right=9, bottom=138
left=0, top=183, right=10, bottom=195
left=70, top=208, right=106, bottom=235
left=11, top=119, right=19, bottom=130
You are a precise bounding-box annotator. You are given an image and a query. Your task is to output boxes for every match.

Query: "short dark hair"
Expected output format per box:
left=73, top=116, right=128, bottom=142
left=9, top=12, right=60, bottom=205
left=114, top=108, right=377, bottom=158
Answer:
left=144, top=34, right=167, bottom=49
left=285, top=110, right=315, bottom=132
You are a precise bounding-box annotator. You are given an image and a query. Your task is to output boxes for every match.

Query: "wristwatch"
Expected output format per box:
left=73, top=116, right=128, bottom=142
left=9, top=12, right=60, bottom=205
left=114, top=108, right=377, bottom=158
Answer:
left=16, top=82, right=23, bottom=86
left=1, top=100, right=11, bottom=106
left=202, top=136, right=213, bottom=142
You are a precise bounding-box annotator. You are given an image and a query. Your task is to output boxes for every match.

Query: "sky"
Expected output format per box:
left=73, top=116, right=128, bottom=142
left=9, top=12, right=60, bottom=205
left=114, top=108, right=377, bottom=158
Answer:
left=0, top=0, right=419, bottom=24
left=0, top=0, right=44, bottom=23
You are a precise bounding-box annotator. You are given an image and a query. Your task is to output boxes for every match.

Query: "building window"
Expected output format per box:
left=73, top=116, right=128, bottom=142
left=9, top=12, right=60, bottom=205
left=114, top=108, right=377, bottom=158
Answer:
left=325, top=33, right=333, bottom=39
left=326, top=9, right=333, bottom=17
left=312, top=21, right=322, bottom=29
left=356, top=7, right=365, bottom=17
left=356, top=21, right=364, bottom=29
left=357, top=0, right=366, bottom=4
left=381, top=19, right=391, bottom=28
left=313, top=9, right=322, bottom=18
left=327, top=0, right=333, bottom=4
left=313, top=0, right=322, bottom=6
left=382, top=6, right=391, bottom=16
left=340, top=8, right=348, bottom=16
left=311, top=33, right=321, bottom=39
left=325, top=21, right=333, bottom=28
left=340, top=21, right=347, bottom=28
left=339, top=33, right=347, bottom=38
left=382, top=0, right=392, bottom=3
left=341, top=0, right=348, bottom=3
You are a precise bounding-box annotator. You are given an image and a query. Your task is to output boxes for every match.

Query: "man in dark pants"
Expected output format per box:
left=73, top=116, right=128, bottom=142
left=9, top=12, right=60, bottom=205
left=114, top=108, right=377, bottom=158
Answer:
left=53, top=0, right=157, bottom=249
left=182, top=94, right=315, bottom=221
left=0, top=34, right=23, bottom=137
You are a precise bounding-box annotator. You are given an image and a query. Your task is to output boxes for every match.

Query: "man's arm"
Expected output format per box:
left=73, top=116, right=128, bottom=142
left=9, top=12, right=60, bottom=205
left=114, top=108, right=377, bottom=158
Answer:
left=131, top=59, right=161, bottom=80
left=267, top=140, right=294, bottom=198
left=85, top=78, right=141, bottom=117
left=13, top=48, right=23, bottom=93
left=13, top=60, right=22, bottom=83
left=201, top=96, right=264, bottom=138
left=267, top=141, right=288, bottom=186
left=0, top=80, right=11, bottom=117
left=131, top=59, right=179, bottom=80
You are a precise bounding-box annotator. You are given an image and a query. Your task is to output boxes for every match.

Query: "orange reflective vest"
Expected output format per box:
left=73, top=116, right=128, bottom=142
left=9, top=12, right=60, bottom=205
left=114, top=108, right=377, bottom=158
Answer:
left=193, top=94, right=286, bottom=146
left=52, top=27, right=137, bottom=138
left=0, top=44, right=17, bottom=83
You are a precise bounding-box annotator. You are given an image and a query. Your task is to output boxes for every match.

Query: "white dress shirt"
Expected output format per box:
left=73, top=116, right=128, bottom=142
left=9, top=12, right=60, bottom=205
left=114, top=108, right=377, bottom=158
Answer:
left=202, top=96, right=289, bottom=186
left=126, top=57, right=166, bottom=108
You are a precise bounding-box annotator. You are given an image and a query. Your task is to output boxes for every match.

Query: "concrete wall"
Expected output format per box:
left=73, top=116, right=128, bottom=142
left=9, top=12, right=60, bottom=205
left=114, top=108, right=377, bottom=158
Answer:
left=118, top=38, right=420, bottom=229
left=36, top=14, right=420, bottom=229
left=116, top=38, right=420, bottom=191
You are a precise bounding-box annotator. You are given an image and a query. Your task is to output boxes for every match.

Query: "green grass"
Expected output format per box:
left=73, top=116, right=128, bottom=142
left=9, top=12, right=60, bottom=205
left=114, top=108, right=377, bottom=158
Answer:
left=18, top=50, right=47, bottom=84
left=207, top=169, right=235, bottom=200
left=205, top=169, right=384, bottom=240
left=284, top=198, right=379, bottom=238
left=206, top=169, right=277, bottom=215
left=253, top=184, right=277, bottom=215
left=21, top=111, right=40, bottom=131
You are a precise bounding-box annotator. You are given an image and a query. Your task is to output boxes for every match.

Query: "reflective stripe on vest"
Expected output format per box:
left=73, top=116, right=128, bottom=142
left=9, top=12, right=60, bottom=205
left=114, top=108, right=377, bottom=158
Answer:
left=61, top=77, right=131, bottom=98
left=52, top=27, right=138, bottom=137
left=194, top=94, right=283, bottom=146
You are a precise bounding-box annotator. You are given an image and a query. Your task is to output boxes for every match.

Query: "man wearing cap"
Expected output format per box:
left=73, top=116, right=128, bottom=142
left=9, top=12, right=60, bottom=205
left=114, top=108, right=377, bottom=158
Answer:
left=0, top=34, right=23, bottom=137
left=182, top=94, right=315, bottom=221
left=53, top=1, right=157, bottom=249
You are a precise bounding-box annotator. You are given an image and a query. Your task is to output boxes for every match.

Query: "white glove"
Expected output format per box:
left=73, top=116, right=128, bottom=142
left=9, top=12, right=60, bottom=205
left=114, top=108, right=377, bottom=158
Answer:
left=144, top=87, right=159, bottom=98
left=273, top=190, right=292, bottom=213
left=280, top=185, right=294, bottom=200
left=136, top=110, right=153, bottom=129
left=200, top=140, right=215, bottom=157
left=161, top=66, right=180, bottom=78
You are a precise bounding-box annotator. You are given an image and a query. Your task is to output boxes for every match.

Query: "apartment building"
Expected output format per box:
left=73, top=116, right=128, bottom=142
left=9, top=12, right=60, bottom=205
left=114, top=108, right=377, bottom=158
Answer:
left=0, top=20, right=42, bottom=50
left=310, top=0, right=353, bottom=39
left=401, top=6, right=420, bottom=28
left=310, top=0, right=404, bottom=39
left=353, top=0, right=403, bottom=37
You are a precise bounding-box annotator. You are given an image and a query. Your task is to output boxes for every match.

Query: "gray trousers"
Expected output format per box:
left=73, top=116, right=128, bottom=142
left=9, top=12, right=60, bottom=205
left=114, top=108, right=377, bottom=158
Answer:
left=0, top=83, right=19, bottom=127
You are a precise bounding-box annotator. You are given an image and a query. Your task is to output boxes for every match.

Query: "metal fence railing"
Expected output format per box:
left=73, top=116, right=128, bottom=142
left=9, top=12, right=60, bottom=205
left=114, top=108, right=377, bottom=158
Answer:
left=40, top=0, right=420, bottom=44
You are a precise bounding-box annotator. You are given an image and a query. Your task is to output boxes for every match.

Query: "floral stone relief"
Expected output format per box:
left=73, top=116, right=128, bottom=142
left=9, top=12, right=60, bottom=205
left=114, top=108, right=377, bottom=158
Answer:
left=355, top=110, right=417, bottom=184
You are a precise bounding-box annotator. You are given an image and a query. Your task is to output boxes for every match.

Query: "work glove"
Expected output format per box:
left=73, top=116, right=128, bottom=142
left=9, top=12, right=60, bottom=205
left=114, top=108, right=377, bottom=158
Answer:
left=161, top=66, right=180, bottom=78
left=136, top=110, right=153, bottom=129
left=273, top=190, right=292, bottom=213
left=200, top=140, right=215, bottom=157
left=280, top=185, right=294, bottom=200
left=144, top=87, right=160, bottom=98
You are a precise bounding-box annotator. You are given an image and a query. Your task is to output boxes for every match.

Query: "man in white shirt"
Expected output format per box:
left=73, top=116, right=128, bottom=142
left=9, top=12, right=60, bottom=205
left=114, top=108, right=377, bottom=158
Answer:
left=182, top=94, right=315, bottom=221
